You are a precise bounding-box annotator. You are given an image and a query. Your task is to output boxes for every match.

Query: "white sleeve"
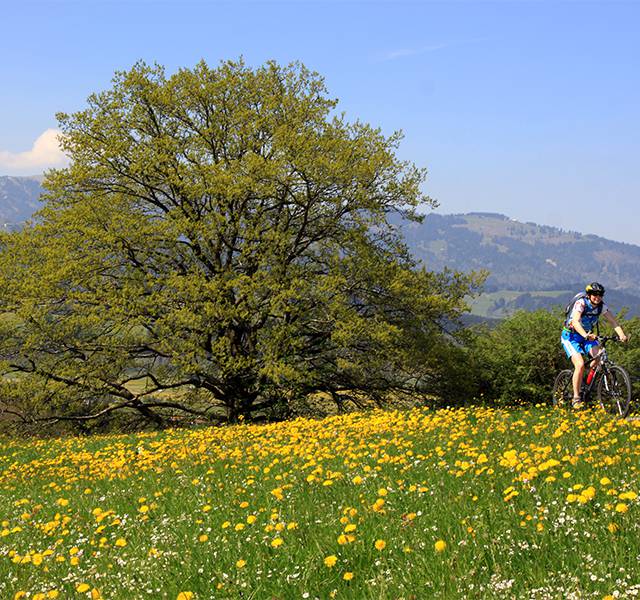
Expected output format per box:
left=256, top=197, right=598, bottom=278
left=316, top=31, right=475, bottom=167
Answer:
left=571, top=298, right=585, bottom=321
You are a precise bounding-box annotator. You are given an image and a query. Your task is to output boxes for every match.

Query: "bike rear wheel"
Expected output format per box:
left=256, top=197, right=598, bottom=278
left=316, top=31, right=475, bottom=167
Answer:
left=552, top=369, right=574, bottom=408
left=597, top=365, right=632, bottom=417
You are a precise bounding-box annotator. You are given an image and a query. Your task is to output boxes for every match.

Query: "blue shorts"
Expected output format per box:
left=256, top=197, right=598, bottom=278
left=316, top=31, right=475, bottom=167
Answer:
left=561, top=329, right=599, bottom=359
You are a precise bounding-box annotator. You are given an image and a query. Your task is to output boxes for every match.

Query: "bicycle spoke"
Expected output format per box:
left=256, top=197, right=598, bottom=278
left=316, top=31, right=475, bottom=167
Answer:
left=597, top=366, right=632, bottom=417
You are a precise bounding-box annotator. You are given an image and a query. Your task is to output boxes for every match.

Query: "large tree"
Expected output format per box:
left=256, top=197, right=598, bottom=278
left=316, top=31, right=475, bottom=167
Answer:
left=0, top=60, right=480, bottom=428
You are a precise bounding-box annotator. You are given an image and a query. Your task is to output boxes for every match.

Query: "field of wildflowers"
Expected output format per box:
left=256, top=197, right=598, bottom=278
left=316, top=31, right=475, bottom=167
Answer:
left=1, top=406, right=639, bottom=599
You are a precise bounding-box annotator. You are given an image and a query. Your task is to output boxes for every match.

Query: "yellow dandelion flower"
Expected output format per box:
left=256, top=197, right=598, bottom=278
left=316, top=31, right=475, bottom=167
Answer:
left=434, top=540, right=447, bottom=552
left=198, top=534, right=208, bottom=542
left=271, top=537, right=284, bottom=548
left=352, top=476, right=363, bottom=485
left=90, top=589, right=102, bottom=600
left=115, top=538, right=127, bottom=547
left=76, top=583, right=90, bottom=593
left=343, top=572, right=354, bottom=581
left=247, top=515, right=257, bottom=524
left=372, top=498, right=385, bottom=512
left=615, top=503, right=628, bottom=513
left=607, top=522, right=619, bottom=533
left=236, top=559, right=246, bottom=568
left=177, top=593, right=194, bottom=600
left=374, top=539, right=386, bottom=551
left=324, top=555, right=338, bottom=567
left=47, top=592, right=59, bottom=599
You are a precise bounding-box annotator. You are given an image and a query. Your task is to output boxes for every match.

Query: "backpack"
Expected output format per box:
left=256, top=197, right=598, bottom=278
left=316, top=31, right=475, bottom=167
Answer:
left=564, top=292, right=603, bottom=329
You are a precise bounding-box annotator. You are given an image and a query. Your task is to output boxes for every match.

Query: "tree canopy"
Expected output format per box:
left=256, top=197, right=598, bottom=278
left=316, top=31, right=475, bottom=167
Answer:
left=0, top=59, right=480, bottom=429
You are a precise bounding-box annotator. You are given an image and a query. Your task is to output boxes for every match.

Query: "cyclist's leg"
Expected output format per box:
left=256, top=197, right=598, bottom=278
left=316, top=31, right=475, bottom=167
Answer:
left=561, top=331, right=585, bottom=399
left=570, top=352, right=585, bottom=399
left=586, top=340, right=601, bottom=367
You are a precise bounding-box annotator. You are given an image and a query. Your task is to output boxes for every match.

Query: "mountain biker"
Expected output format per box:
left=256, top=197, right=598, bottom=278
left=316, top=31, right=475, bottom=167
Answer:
left=561, top=282, right=628, bottom=408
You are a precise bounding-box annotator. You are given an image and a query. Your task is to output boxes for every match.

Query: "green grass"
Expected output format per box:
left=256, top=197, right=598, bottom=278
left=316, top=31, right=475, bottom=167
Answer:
left=468, top=290, right=570, bottom=318
left=1, top=406, right=639, bottom=599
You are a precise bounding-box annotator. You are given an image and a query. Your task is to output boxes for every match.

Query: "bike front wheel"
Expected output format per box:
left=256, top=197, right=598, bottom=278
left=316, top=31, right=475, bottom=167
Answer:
left=552, top=369, right=574, bottom=408
left=597, top=365, right=632, bottom=417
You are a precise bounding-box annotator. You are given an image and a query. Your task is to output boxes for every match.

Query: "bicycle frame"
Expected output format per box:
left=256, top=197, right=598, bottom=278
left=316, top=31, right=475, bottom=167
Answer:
left=553, top=335, right=631, bottom=416
left=580, top=337, right=615, bottom=402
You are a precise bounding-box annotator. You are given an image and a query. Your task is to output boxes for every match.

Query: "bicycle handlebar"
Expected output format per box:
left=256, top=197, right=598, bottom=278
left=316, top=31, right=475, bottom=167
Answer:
left=597, top=335, right=623, bottom=344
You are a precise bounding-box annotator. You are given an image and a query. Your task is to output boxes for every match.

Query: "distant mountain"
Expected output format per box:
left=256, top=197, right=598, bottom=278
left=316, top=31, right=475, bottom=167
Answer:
left=0, top=175, right=44, bottom=229
left=394, top=212, right=640, bottom=317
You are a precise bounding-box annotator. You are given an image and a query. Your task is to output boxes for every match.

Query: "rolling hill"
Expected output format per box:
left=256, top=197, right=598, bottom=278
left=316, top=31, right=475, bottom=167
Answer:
left=394, top=212, right=640, bottom=317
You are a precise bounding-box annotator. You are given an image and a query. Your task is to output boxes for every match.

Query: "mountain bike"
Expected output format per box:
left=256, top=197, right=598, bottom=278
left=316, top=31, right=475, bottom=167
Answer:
left=552, top=336, right=632, bottom=417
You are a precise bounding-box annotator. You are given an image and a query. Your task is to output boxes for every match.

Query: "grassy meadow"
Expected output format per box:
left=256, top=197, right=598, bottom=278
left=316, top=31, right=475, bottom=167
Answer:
left=1, top=406, right=639, bottom=599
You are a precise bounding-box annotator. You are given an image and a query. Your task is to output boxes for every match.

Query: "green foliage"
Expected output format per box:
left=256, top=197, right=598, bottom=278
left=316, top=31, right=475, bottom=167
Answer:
left=466, top=309, right=569, bottom=405
left=0, top=59, right=480, bottom=428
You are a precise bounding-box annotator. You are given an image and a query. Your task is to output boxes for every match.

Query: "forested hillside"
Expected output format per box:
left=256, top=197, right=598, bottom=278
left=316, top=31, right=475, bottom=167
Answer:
left=396, top=212, right=640, bottom=294
left=394, top=212, right=640, bottom=317
left=0, top=176, right=43, bottom=228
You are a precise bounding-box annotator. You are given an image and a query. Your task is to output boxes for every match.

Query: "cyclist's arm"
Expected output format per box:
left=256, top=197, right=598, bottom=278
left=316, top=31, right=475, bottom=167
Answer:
left=603, top=309, right=628, bottom=342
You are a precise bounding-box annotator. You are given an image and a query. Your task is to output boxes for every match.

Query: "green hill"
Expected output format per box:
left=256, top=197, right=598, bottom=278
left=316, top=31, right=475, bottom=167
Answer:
left=394, top=212, right=640, bottom=317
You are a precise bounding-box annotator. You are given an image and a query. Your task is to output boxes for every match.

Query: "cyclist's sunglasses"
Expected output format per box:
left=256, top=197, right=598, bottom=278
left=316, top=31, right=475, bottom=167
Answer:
left=590, top=291, right=604, bottom=297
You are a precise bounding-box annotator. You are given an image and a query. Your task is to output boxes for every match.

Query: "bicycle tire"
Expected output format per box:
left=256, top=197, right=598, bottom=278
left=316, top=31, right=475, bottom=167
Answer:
left=552, top=369, right=574, bottom=408
left=597, top=365, right=632, bottom=417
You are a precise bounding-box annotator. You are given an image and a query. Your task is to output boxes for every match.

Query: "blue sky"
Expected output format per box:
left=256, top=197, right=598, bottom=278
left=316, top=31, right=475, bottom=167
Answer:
left=2, top=0, right=639, bottom=244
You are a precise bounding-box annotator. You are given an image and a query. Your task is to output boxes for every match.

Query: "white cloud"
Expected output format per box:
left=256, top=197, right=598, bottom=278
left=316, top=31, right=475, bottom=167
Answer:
left=380, top=37, right=493, bottom=62
left=383, top=43, right=450, bottom=61
left=0, top=129, right=69, bottom=174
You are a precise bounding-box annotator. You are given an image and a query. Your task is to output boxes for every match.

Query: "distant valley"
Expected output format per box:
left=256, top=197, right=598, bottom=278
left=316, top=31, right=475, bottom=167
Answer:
left=3, top=175, right=640, bottom=317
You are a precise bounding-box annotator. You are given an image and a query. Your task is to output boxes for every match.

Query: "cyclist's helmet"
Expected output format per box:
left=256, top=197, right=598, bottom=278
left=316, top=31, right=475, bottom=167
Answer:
left=586, top=282, right=605, bottom=296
